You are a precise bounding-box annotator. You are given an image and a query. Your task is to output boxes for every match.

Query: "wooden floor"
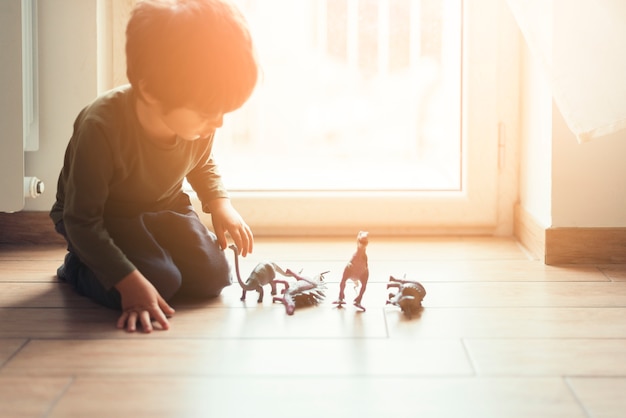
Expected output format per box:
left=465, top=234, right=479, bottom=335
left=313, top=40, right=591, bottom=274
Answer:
left=1, top=236, right=626, bottom=418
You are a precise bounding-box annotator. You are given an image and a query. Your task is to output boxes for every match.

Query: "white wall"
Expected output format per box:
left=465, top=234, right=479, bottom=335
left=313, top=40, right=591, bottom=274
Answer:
left=25, top=0, right=99, bottom=211
left=518, top=43, right=552, bottom=228
left=551, top=107, right=626, bottom=227
left=0, top=0, right=27, bottom=212
left=519, top=42, right=626, bottom=229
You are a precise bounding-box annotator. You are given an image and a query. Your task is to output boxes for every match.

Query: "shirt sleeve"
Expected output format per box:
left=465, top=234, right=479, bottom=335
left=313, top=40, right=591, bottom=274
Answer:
left=63, top=119, right=136, bottom=289
left=185, top=136, right=230, bottom=212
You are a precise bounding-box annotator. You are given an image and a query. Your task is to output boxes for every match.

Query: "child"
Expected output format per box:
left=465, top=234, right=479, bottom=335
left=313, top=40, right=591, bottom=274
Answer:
left=50, top=0, right=258, bottom=333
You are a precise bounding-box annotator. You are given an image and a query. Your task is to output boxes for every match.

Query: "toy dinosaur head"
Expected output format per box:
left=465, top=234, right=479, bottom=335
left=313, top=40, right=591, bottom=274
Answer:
left=357, top=231, right=369, bottom=247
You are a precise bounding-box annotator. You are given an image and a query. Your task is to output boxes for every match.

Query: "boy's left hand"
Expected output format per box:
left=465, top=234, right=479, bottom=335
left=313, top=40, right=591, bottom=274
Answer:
left=207, top=198, right=253, bottom=257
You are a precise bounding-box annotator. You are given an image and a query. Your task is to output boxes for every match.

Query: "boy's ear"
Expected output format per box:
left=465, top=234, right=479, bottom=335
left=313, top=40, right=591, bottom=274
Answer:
left=137, top=80, right=159, bottom=105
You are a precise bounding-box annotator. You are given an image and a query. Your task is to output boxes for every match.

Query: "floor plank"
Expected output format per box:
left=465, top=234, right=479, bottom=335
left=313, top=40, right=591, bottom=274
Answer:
left=0, top=307, right=387, bottom=339
left=385, top=307, right=626, bottom=339
left=2, top=338, right=473, bottom=377
left=0, top=376, right=71, bottom=418
left=0, top=282, right=97, bottom=308
left=0, top=339, right=27, bottom=367
left=0, top=260, right=62, bottom=282
left=598, top=264, right=626, bottom=281
left=567, top=377, right=626, bottom=418
left=49, top=376, right=587, bottom=418
left=466, top=338, right=626, bottom=376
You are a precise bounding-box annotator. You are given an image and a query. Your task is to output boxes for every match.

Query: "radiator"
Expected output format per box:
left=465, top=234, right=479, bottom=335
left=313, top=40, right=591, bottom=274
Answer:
left=0, top=0, right=43, bottom=213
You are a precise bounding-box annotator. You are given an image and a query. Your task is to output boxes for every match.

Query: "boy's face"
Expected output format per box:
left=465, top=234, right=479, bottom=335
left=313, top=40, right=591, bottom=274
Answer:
left=160, top=106, right=224, bottom=141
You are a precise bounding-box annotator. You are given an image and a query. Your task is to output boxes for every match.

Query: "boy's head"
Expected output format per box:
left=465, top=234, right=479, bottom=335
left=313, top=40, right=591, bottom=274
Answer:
left=126, top=0, right=258, bottom=115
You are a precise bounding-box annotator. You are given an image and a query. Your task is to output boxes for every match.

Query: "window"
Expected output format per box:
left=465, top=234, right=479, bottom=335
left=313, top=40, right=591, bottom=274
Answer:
left=105, top=0, right=517, bottom=236
left=209, top=0, right=512, bottom=235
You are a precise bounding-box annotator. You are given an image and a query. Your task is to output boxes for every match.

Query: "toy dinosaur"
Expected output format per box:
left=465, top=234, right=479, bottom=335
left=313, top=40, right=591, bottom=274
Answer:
left=334, top=231, right=369, bottom=311
left=229, top=244, right=289, bottom=303
left=386, top=275, right=426, bottom=319
left=273, top=269, right=328, bottom=315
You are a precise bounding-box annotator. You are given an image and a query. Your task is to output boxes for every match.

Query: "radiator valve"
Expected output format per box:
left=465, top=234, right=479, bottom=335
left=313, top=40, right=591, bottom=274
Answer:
left=24, top=176, right=44, bottom=198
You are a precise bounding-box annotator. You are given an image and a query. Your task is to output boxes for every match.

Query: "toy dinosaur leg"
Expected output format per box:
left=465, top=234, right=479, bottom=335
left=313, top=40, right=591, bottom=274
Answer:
left=353, top=273, right=369, bottom=311
left=283, top=296, right=296, bottom=315
left=404, top=307, right=413, bottom=319
left=333, top=277, right=348, bottom=306
left=256, top=286, right=264, bottom=303
left=403, top=302, right=422, bottom=320
left=272, top=280, right=288, bottom=303
left=272, top=294, right=294, bottom=314
left=240, top=289, right=247, bottom=301
left=271, top=279, right=295, bottom=315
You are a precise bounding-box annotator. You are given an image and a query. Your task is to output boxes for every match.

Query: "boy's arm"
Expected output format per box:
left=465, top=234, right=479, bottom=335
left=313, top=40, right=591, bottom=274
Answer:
left=186, top=149, right=230, bottom=206
left=186, top=148, right=253, bottom=256
left=62, top=122, right=137, bottom=289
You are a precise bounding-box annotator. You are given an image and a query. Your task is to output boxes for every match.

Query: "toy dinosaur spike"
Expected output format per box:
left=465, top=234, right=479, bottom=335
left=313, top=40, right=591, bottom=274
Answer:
left=272, top=269, right=328, bottom=315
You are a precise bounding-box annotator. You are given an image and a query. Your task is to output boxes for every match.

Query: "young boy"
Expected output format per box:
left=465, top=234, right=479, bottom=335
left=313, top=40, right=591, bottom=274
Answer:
left=50, top=0, right=258, bottom=333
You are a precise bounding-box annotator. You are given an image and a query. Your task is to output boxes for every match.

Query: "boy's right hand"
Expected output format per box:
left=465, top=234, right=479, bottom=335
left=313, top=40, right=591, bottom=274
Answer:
left=114, top=270, right=175, bottom=333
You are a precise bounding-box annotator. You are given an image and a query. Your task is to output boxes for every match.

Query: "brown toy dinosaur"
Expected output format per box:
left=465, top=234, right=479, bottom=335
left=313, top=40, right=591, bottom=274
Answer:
left=334, top=231, right=369, bottom=311
left=386, top=275, right=426, bottom=319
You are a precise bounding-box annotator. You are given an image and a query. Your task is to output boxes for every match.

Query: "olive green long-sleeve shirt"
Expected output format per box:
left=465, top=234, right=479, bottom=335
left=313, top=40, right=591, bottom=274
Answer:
left=50, top=85, right=228, bottom=289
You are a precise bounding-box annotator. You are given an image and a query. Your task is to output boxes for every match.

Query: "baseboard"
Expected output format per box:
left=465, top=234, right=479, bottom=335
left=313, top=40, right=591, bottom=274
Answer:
left=514, top=204, right=626, bottom=264
left=546, top=227, right=626, bottom=264
left=0, top=211, right=65, bottom=245
left=514, top=204, right=546, bottom=261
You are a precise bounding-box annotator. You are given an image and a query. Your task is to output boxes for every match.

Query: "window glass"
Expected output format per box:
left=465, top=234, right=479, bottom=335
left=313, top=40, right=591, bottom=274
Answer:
left=216, top=0, right=462, bottom=192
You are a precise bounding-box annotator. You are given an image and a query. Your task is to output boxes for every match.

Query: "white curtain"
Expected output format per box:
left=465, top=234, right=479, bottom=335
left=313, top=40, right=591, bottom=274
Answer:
left=506, top=0, right=626, bottom=143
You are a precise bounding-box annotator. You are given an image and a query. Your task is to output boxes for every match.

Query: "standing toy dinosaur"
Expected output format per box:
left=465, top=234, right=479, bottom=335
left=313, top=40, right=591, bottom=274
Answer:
left=334, top=231, right=369, bottom=311
left=229, top=244, right=288, bottom=303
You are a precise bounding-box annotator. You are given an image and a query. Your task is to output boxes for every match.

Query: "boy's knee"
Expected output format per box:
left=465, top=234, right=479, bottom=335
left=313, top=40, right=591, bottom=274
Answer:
left=141, top=262, right=183, bottom=300
left=207, top=265, right=233, bottom=297
left=199, top=251, right=233, bottom=297
left=176, top=251, right=232, bottom=300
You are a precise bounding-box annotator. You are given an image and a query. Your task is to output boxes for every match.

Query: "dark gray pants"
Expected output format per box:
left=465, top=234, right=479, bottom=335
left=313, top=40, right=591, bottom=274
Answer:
left=55, top=206, right=231, bottom=310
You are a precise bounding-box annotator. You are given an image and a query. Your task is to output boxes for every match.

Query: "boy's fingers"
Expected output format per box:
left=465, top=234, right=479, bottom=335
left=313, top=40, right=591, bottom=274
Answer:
left=244, top=226, right=254, bottom=254
left=151, top=307, right=170, bottom=331
left=231, top=231, right=245, bottom=256
left=116, top=311, right=129, bottom=329
left=118, top=308, right=170, bottom=332
left=140, top=311, right=153, bottom=333
left=158, top=296, right=176, bottom=317
left=126, top=311, right=138, bottom=332
left=247, top=228, right=254, bottom=254
left=232, top=223, right=253, bottom=257
left=232, top=227, right=253, bottom=257
left=214, top=225, right=227, bottom=250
